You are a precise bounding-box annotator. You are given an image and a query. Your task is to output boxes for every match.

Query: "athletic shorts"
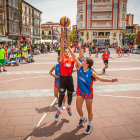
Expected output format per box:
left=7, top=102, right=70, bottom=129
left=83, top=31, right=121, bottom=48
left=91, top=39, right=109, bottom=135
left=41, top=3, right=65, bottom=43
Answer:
left=59, top=76, right=74, bottom=94
left=0, top=59, right=6, bottom=66
left=104, top=60, right=108, bottom=65
left=54, top=79, right=59, bottom=88
left=127, top=50, right=129, bottom=53
left=121, top=50, right=124, bottom=52
left=89, top=50, right=92, bottom=52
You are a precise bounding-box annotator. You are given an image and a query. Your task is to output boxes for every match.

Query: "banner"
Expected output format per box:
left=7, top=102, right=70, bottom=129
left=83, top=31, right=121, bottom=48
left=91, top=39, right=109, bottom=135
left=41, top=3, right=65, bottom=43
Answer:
left=8, top=52, right=17, bottom=61
left=131, top=49, right=140, bottom=54
left=20, top=0, right=22, bottom=30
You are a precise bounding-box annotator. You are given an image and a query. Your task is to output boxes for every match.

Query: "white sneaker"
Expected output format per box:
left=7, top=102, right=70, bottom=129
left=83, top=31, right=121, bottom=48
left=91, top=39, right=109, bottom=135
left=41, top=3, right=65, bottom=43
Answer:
left=62, top=103, right=66, bottom=110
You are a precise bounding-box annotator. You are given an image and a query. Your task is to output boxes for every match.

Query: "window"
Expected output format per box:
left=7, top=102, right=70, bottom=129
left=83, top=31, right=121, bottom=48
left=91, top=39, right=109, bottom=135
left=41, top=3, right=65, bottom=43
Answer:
left=78, top=6, right=83, bottom=11
left=78, top=14, right=83, bottom=20
left=123, top=4, right=127, bottom=10
left=103, top=0, right=105, bottom=2
left=106, top=14, right=110, bottom=18
left=125, top=30, right=127, bottom=34
left=99, top=0, right=100, bottom=2
left=49, top=31, right=51, bottom=35
left=25, top=17, right=27, bottom=22
left=122, top=22, right=126, bottom=27
left=106, top=23, right=110, bottom=27
left=25, top=6, right=27, bottom=13
left=0, top=12, right=2, bottom=23
left=93, top=31, right=97, bottom=36
left=107, top=0, right=110, bottom=1
left=94, top=6, right=97, bottom=10
left=106, top=6, right=110, bottom=10
left=122, top=13, right=126, bottom=18
left=99, top=32, right=104, bottom=36
left=105, top=32, right=110, bottom=36
left=29, top=9, right=30, bottom=15
left=81, top=32, right=84, bottom=36
left=77, top=23, right=83, bottom=28
left=93, top=14, right=97, bottom=19
left=127, top=15, right=129, bottom=18
left=94, top=0, right=97, bottom=2
left=127, top=23, right=128, bottom=25
left=0, top=27, right=3, bottom=35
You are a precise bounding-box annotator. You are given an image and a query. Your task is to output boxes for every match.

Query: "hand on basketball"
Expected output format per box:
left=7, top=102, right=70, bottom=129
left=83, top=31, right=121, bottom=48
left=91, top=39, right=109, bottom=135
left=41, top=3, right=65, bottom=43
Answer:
left=111, top=79, right=118, bottom=82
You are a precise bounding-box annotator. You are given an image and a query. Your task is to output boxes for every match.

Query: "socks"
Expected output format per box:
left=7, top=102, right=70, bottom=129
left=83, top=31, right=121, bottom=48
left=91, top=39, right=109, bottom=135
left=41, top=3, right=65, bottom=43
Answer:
left=58, top=107, right=61, bottom=111
left=80, top=116, right=84, bottom=120
left=88, top=121, right=92, bottom=126
left=67, top=105, right=71, bottom=108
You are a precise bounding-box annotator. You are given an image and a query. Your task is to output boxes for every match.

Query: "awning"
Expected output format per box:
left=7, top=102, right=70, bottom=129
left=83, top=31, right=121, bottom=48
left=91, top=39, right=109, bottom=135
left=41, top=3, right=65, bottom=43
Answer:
left=0, top=37, right=12, bottom=42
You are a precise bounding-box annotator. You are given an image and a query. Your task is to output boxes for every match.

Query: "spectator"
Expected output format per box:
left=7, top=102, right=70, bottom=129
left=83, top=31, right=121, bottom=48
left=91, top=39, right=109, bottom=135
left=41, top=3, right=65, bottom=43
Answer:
left=0, top=45, right=7, bottom=72
left=16, top=50, right=21, bottom=63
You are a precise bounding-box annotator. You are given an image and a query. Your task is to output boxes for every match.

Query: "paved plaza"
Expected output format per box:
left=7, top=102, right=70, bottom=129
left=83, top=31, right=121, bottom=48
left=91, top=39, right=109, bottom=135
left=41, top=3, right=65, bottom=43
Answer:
left=0, top=51, right=140, bottom=140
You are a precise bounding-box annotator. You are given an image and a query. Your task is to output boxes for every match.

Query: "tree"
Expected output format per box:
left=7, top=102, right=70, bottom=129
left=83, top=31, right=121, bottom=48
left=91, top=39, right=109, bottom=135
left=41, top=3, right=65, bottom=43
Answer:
left=68, top=31, right=74, bottom=42
left=42, top=35, right=47, bottom=40
left=86, top=30, right=89, bottom=42
left=48, top=35, right=52, bottom=39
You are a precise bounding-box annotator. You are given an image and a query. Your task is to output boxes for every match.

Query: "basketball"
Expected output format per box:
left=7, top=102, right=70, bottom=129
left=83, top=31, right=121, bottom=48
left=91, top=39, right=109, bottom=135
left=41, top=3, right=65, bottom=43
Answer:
left=60, top=16, right=71, bottom=27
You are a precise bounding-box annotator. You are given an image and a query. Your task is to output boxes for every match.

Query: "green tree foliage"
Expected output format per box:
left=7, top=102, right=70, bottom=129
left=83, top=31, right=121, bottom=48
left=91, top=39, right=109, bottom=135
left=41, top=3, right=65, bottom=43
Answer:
left=68, top=31, right=74, bottom=42
left=113, top=31, right=117, bottom=40
left=86, top=30, right=89, bottom=41
left=42, top=35, right=47, bottom=40
left=125, top=33, right=137, bottom=39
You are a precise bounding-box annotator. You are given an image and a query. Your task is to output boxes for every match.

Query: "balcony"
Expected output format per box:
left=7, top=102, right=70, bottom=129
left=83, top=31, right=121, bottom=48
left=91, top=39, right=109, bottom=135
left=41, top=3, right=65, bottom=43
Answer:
left=31, top=32, right=40, bottom=36
left=92, top=25, right=112, bottom=28
left=0, top=18, right=4, bottom=24
left=92, top=16, right=112, bottom=20
left=32, top=14, right=40, bottom=19
left=0, top=4, right=4, bottom=11
left=92, top=7, right=112, bottom=12
left=32, top=23, right=40, bottom=28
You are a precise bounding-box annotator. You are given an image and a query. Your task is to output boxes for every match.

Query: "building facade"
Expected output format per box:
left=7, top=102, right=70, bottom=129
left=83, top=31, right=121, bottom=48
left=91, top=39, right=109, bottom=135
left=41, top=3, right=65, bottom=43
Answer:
left=6, top=0, right=20, bottom=45
left=125, top=13, right=134, bottom=34
left=22, top=0, right=42, bottom=45
left=41, top=22, right=71, bottom=42
left=77, top=0, right=127, bottom=45
left=0, top=0, right=7, bottom=37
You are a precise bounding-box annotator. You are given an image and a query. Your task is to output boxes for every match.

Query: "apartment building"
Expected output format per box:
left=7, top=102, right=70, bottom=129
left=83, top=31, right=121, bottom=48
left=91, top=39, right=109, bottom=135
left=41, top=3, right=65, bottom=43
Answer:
left=22, top=0, right=42, bottom=44
left=77, top=0, right=127, bottom=45
left=41, top=22, right=71, bottom=41
left=0, top=0, right=6, bottom=37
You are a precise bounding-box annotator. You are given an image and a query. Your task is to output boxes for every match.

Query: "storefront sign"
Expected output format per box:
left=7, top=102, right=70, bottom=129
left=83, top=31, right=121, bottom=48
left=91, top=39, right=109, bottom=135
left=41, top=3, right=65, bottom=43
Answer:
left=20, top=0, right=22, bottom=30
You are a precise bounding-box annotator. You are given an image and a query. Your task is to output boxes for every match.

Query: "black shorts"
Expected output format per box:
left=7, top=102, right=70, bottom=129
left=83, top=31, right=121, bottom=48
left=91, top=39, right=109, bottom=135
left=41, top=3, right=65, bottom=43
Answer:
left=59, top=76, right=74, bottom=94
left=104, top=60, right=108, bottom=65
left=126, top=50, right=129, bottom=53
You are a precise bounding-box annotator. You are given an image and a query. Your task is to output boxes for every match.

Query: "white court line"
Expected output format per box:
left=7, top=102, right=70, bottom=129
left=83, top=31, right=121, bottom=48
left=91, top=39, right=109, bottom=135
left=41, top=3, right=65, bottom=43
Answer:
left=103, top=75, right=140, bottom=81
left=97, top=94, right=140, bottom=99
left=26, top=97, right=57, bottom=140
left=36, top=97, right=57, bottom=127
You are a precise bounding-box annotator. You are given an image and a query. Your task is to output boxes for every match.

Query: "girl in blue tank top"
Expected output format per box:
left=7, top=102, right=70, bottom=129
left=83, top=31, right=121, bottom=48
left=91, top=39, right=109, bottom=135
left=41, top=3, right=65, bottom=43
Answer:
left=49, top=57, right=66, bottom=109
left=66, top=40, right=118, bottom=135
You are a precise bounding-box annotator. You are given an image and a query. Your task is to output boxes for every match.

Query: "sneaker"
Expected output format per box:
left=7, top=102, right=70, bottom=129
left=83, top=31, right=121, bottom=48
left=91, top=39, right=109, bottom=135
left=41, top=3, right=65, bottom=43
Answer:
left=3, top=69, right=7, bottom=72
left=62, top=103, right=66, bottom=110
left=0, top=70, right=1, bottom=73
left=84, top=125, right=93, bottom=135
left=102, top=69, right=105, bottom=74
left=55, top=110, right=62, bottom=119
left=77, top=118, right=87, bottom=128
left=66, top=106, right=72, bottom=116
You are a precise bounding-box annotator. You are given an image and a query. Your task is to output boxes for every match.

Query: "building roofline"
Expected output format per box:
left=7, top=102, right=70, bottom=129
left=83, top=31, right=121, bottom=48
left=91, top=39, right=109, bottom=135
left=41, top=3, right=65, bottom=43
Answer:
left=22, top=0, right=42, bottom=13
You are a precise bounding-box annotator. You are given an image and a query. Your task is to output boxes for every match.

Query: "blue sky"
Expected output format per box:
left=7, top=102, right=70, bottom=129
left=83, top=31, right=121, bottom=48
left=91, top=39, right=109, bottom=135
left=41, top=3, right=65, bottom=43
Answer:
left=26, top=0, right=140, bottom=26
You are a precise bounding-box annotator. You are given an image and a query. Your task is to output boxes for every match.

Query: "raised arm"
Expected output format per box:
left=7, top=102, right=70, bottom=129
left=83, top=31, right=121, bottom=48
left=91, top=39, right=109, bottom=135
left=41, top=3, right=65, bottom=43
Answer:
left=49, top=65, right=59, bottom=79
left=66, top=40, right=82, bottom=68
left=77, top=42, right=83, bottom=60
left=92, top=71, right=118, bottom=82
left=60, top=31, right=65, bottom=61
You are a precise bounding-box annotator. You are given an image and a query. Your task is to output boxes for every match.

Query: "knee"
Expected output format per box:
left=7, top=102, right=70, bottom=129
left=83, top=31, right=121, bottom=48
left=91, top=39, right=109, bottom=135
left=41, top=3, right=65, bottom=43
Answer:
left=87, top=109, right=93, bottom=114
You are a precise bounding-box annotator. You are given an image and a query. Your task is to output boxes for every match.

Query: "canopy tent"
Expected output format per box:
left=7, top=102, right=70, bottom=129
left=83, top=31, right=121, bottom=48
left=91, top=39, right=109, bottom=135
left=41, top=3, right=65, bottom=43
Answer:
left=41, top=39, right=57, bottom=44
left=0, top=37, right=12, bottom=42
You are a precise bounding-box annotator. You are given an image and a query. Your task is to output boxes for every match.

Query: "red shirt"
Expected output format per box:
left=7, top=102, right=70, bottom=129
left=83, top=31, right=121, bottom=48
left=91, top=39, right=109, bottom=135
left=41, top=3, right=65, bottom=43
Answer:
left=95, top=48, right=98, bottom=52
left=60, top=56, right=75, bottom=76
left=121, top=47, right=124, bottom=51
left=103, top=52, right=109, bottom=60
left=5, top=49, right=7, bottom=57
left=117, top=48, right=120, bottom=52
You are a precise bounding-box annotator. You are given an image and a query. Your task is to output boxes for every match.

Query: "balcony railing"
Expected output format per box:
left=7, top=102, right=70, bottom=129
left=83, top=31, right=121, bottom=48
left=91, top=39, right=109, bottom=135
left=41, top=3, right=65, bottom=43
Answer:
left=92, top=25, right=112, bottom=28
left=0, top=4, right=4, bottom=10
left=92, top=7, right=112, bottom=11
left=31, top=32, right=40, bottom=36
left=32, top=14, right=40, bottom=19
left=32, top=23, right=40, bottom=27
left=0, top=18, right=4, bottom=24
left=92, top=16, right=112, bottom=20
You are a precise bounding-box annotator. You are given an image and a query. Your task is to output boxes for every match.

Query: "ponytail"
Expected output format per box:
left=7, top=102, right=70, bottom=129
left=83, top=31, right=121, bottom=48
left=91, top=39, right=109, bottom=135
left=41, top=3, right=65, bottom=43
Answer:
left=89, top=66, right=97, bottom=81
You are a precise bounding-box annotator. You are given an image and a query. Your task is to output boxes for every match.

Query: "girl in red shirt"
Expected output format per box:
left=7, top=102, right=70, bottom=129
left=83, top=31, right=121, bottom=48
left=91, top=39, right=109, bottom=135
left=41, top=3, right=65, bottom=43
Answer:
left=95, top=47, right=98, bottom=58
left=117, top=46, right=121, bottom=58
left=101, top=48, right=114, bottom=73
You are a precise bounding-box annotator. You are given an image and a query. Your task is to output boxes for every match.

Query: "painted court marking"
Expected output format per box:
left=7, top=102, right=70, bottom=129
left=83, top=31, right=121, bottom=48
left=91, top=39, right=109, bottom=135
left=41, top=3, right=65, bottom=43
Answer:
left=97, top=94, right=140, bottom=99
left=27, top=97, right=57, bottom=140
